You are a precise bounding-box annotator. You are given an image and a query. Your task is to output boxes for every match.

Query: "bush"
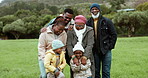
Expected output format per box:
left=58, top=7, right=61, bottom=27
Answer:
left=136, top=2, right=148, bottom=11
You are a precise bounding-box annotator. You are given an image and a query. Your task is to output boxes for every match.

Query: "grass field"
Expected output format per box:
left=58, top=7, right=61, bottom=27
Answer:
left=0, top=37, right=148, bottom=78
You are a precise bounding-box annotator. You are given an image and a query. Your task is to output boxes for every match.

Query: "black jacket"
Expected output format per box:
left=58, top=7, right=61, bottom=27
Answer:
left=86, top=15, right=117, bottom=54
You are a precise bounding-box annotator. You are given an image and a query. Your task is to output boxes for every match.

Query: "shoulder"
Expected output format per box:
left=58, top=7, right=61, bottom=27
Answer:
left=46, top=49, right=55, bottom=55
left=86, top=26, right=94, bottom=32
left=102, top=16, right=112, bottom=23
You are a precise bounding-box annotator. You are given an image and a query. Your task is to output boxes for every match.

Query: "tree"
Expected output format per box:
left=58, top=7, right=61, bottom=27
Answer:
left=14, top=10, right=33, bottom=18
left=113, top=11, right=148, bottom=37
left=3, top=19, right=27, bottom=39
left=136, top=2, right=148, bottom=11
left=108, top=0, right=125, bottom=11
left=0, top=15, right=18, bottom=26
left=0, top=21, right=4, bottom=36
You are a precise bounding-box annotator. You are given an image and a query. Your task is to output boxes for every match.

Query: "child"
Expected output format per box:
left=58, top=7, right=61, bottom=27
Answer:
left=44, top=40, right=66, bottom=78
left=70, top=43, right=92, bottom=78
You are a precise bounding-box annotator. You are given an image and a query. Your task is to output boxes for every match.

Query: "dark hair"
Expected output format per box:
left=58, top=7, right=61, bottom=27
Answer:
left=53, top=16, right=66, bottom=26
left=64, top=8, right=74, bottom=14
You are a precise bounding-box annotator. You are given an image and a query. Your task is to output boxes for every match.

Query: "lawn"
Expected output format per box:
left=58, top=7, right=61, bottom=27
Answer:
left=0, top=37, right=148, bottom=78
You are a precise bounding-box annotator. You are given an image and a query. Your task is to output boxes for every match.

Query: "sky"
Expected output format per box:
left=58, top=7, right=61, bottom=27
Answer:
left=0, top=0, right=3, bottom=3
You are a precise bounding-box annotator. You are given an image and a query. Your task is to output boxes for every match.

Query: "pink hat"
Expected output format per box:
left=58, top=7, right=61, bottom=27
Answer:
left=74, top=15, right=87, bottom=24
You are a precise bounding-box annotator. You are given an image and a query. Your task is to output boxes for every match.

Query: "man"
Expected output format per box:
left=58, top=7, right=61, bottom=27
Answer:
left=41, top=8, right=74, bottom=32
left=86, top=3, right=117, bottom=78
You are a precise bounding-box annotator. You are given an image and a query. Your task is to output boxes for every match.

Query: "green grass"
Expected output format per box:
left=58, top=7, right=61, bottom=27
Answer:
left=0, top=37, right=148, bottom=78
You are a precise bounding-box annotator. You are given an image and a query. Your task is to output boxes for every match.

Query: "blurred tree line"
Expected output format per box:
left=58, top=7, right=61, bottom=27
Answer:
left=0, top=0, right=148, bottom=39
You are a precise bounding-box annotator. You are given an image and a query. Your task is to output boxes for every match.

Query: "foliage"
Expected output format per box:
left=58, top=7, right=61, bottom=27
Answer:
left=113, top=11, right=148, bottom=37
left=0, top=21, right=4, bottom=36
left=100, top=4, right=111, bottom=15
left=3, top=19, right=26, bottom=39
left=108, top=0, right=125, bottom=11
left=39, top=8, right=52, bottom=16
left=14, top=10, right=33, bottom=18
left=136, top=2, right=148, bottom=11
left=0, top=15, right=18, bottom=26
left=47, top=6, right=59, bottom=15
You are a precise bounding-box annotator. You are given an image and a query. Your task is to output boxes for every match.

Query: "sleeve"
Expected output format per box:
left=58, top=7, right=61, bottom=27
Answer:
left=70, top=59, right=81, bottom=72
left=58, top=52, right=67, bottom=70
left=83, top=29, right=94, bottom=59
left=80, top=59, right=91, bottom=71
left=45, top=18, right=56, bottom=27
left=38, top=33, right=47, bottom=60
left=66, top=31, right=74, bottom=57
left=44, top=53, right=56, bottom=73
left=107, top=19, right=117, bottom=49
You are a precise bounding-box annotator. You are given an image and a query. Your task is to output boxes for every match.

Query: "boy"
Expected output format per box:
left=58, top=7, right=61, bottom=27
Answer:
left=44, top=40, right=66, bottom=78
left=70, top=43, right=92, bottom=78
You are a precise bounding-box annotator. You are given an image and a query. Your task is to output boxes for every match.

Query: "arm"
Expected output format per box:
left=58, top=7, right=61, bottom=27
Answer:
left=66, top=30, right=74, bottom=57
left=70, top=59, right=81, bottom=72
left=107, top=19, right=117, bottom=49
left=44, top=53, right=56, bottom=73
left=83, top=29, right=94, bottom=59
left=80, top=59, right=91, bottom=71
left=58, top=52, right=67, bottom=70
left=38, top=33, right=47, bottom=60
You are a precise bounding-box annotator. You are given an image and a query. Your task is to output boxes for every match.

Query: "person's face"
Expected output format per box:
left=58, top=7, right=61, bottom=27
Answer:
left=75, top=22, right=85, bottom=30
left=54, top=47, right=63, bottom=54
left=91, top=7, right=100, bottom=15
left=63, top=12, right=73, bottom=24
left=74, top=50, right=83, bottom=59
left=53, top=25, right=65, bottom=35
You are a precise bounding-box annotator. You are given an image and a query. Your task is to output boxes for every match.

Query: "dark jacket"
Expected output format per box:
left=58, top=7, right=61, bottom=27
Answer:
left=86, top=15, right=117, bottom=55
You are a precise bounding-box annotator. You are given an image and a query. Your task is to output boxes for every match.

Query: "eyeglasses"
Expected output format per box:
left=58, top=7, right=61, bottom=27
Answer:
left=75, top=24, right=84, bottom=27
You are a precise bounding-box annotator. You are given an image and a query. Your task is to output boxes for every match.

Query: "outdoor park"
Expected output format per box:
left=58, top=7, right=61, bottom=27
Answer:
left=0, top=0, right=148, bottom=78
left=0, top=37, right=148, bottom=78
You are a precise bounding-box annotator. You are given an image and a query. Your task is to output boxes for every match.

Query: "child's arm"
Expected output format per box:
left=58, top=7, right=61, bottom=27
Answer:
left=58, top=52, right=67, bottom=70
left=81, top=56, right=87, bottom=65
left=80, top=59, right=91, bottom=71
left=70, top=59, right=81, bottom=72
left=44, top=53, right=56, bottom=73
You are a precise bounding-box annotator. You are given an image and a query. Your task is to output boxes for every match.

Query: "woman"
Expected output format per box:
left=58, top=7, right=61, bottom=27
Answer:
left=38, top=16, right=67, bottom=78
left=67, top=15, right=95, bottom=78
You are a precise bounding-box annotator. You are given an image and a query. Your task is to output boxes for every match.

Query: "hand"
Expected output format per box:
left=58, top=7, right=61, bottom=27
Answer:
left=75, top=62, right=80, bottom=66
left=73, top=58, right=79, bottom=66
left=55, top=71, right=60, bottom=77
left=40, top=27, right=47, bottom=33
left=81, top=57, right=87, bottom=65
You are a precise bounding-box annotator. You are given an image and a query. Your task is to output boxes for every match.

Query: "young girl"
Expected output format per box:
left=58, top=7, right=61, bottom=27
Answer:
left=70, top=43, right=92, bottom=78
left=44, top=40, right=66, bottom=78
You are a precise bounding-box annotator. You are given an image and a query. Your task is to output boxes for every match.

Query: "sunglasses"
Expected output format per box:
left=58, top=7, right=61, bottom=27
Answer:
left=75, top=24, right=84, bottom=27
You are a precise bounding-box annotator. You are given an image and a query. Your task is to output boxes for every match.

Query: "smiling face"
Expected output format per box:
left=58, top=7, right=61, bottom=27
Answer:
left=52, top=25, right=65, bottom=35
left=74, top=50, right=83, bottom=59
left=91, top=7, right=100, bottom=15
left=63, top=12, right=73, bottom=24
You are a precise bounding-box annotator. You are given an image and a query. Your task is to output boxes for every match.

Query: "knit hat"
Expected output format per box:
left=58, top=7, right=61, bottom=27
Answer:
left=90, top=3, right=101, bottom=11
left=74, top=15, right=87, bottom=24
left=52, top=40, right=65, bottom=50
left=73, top=43, right=84, bottom=52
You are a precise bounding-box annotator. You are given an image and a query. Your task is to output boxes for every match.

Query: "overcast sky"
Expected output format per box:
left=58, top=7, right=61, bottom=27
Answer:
left=0, top=0, right=3, bottom=3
